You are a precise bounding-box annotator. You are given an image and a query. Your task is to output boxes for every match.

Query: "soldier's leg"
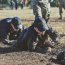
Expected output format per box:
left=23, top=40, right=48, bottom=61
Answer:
left=33, top=5, right=42, bottom=18
left=42, top=8, right=47, bottom=22
left=47, top=3, right=50, bottom=21
left=59, top=6, right=63, bottom=19
left=42, top=3, right=50, bottom=23
left=41, top=3, right=46, bottom=17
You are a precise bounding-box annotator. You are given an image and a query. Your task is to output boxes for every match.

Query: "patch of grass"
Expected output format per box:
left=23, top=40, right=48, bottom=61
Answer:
left=23, top=22, right=31, bottom=27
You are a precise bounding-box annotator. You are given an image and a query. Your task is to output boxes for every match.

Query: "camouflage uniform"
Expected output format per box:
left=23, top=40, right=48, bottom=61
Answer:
left=0, top=17, right=23, bottom=44
left=31, top=0, right=51, bottom=23
left=15, top=16, right=49, bottom=51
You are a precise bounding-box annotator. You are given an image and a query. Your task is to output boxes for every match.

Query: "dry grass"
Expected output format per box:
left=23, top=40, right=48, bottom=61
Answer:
left=0, top=7, right=34, bottom=20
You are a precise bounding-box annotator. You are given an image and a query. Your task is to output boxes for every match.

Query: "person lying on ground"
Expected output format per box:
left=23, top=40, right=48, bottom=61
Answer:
left=14, top=16, right=49, bottom=51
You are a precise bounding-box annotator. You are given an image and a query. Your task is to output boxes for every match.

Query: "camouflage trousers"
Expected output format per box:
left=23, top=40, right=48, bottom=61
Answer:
left=32, top=2, right=50, bottom=22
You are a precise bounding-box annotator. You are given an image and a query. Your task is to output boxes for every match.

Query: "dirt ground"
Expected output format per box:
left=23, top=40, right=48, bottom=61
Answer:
left=0, top=7, right=65, bottom=65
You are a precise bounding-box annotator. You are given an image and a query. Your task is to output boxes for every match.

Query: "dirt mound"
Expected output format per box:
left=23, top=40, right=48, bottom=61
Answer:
left=0, top=50, right=59, bottom=65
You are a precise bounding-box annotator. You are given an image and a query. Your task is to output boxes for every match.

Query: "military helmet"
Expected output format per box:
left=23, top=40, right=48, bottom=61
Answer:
left=11, top=17, right=23, bottom=29
left=33, top=16, right=49, bottom=31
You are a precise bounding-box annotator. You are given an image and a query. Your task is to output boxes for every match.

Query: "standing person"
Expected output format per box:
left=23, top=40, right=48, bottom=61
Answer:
left=58, top=0, right=63, bottom=19
left=31, top=0, right=51, bottom=23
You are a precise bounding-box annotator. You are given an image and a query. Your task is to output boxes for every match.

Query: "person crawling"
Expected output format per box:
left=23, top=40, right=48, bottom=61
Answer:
left=0, top=17, right=23, bottom=44
left=13, top=16, right=60, bottom=52
left=14, top=16, right=49, bottom=51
